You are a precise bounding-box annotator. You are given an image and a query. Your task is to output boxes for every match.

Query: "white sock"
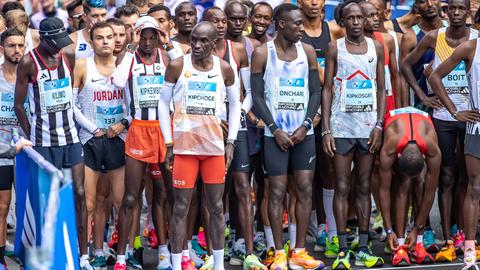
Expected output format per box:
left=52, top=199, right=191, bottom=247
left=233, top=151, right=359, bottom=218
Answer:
left=264, top=226, right=275, bottom=249
left=188, top=240, right=193, bottom=252
left=182, top=249, right=189, bottom=258
left=317, top=224, right=327, bottom=238
left=159, top=244, right=169, bottom=255
left=323, top=188, right=337, bottom=240
left=288, top=223, right=297, bottom=250
left=95, top=249, right=104, bottom=257
left=417, top=235, right=423, bottom=244
left=80, top=254, right=89, bottom=266
left=213, top=249, right=225, bottom=270
left=398, top=238, right=405, bottom=246
left=172, top=253, right=182, bottom=270
left=117, top=255, right=126, bottom=264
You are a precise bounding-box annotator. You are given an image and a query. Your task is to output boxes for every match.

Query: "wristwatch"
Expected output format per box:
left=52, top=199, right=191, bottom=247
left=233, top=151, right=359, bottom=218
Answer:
left=302, top=119, right=312, bottom=131
left=451, top=110, right=459, bottom=119
left=162, top=41, right=175, bottom=51
left=120, top=118, right=129, bottom=129
left=385, top=228, right=394, bottom=235
left=126, top=44, right=137, bottom=54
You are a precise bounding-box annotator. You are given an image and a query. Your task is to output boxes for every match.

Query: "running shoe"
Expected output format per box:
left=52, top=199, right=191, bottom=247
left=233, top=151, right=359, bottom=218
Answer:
left=243, top=254, right=267, bottom=270
left=192, top=237, right=207, bottom=258
left=113, top=262, right=126, bottom=270
left=126, top=253, right=143, bottom=269
left=454, top=231, right=466, bottom=253
left=462, top=248, right=479, bottom=270
left=157, top=253, right=172, bottom=270
left=283, top=240, right=291, bottom=258
left=104, top=242, right=116, bottom=265
left=289, top=248, right=325, bottom=270
left=198, top=227, right=207, bottom=249
left=332, top=249, right=351, bottom=270
left=189, top=248, right=204, bottom=268
left=224, top=237, right=235, bottom=260
left=350, top=228, right=359, bottom=251
left=346, top=226, right=357, bottom=243
left=270, top=251, right=288, bottom=270
left=90, top=255, right=108, bottom=269
left=372, top=214, right=383, bottom=233
left=435, top=240, right=456, bottom=262
left=410, top=243, right=434, bottom=264
left=476, top=241, right=480, bottom=260
left=391, top=246, right=411, bottom=266
left=253, top=233, right=267, bottom=258
left=133, top=247, right=144, bottom=266
left=423, top=228, right=438, bottom=253
left=354, top=248, right=384, bottom=268
left=180, top=256, right=196, bottom=270
left=230, top=239, right=246, bottom=266
left=80, top=260, right=94, bottom=270
left=108, top=230, right=119, bottom=250
left=450, top=224, right=458, bottom=240
left=325, top=236, right=339, bottom=259
left=314, top=230, right=327, bottom=252
left=199, top=255, right=214, bottom=270
left=264, top=247, right=275, bottom=267
left=148, top=229, right=159, bottom=249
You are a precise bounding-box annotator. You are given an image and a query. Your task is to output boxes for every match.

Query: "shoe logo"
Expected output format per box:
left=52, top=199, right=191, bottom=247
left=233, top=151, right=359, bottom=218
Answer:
left=241, top=164, right=249, bottom=168
left=208, top=74, right=218, bottom=79
left=308, top=155, right=316, bottom=164
left=368, top=57, right=374, bottom=63
left=91, top=78, right=103, bottom=83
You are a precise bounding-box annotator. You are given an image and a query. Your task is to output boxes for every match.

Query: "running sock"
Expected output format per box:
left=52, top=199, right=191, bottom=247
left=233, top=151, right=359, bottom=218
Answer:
left=134, top=236, right=142, bottom=249
left=288, top=223, right=296, bottom=250
left=158, top=244, right=169, bottom=255
left=416, top=234, right=423, bottom=244
left=182, top=250, right=189, bottom=258
left=79, top=254, right=89, bottom=266
left=0, top=246, right=4, bottom=264
left=359, top=231, right=369, bottom=248
left=172, top=253, right=182, bottom=270
left=465, top=240, right=475, bottom=252
left=213, top=249, right=225, bottom=270
left=95, top=249, right=104, bottom=257
left=117, top=255, right=126, bottom=264
left=323, top=188, right=337, bottom=240
left=317, top=223, right=327, bottom=238
left=398, top=238, right=405, bottom=246
left=338, top=232, right=348, bottom=249
left=264, top=225, right=275, bottom=249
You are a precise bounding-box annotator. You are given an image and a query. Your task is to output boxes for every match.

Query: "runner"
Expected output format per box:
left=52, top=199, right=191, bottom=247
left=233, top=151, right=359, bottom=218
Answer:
left=0, top=28, right=26, bottom=270
left=158, top=21, right=241, bottom=270
left=148, top=4, right=184, bottom=60
left=111, top=16, right=171, bottom=270
left=13, top=17, right=92, bottom=269
left=246, top=2, right=273, bottom=44
left=71, top=22, right=127, bottom=269
left=69, top=0, right=108, bottom=60
left=379, top=107, right=440, bottom=266
left=107, top=18, right=128, bottom=60
left=251, top=4, right=323, bottom=270
left=113, top=4, right=140, bottom=45
left=172, top=1, right=198, bottom=54
left=428, top=29, right=480, bottom=270
left=66, top=0, right=85, bottom=33
left=321, top=1, right=385, bottom=269
left=401, top=0, right=476, bottom=258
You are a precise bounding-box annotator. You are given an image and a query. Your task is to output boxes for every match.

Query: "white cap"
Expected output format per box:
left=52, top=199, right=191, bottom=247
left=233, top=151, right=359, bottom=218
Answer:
left=135, top=15, right=159, bottom=31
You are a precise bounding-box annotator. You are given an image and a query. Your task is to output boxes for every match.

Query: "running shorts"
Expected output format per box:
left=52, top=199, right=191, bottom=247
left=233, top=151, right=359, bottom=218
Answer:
left=149, top=163, right=163, bottom=180
left=334, top=138, right=370, bottom=156
left=433, top=118, right=465, bottom=167
left=231, top=131, right=250, bottom=173
left=125, top=119, right=167, bottom=164
left=83, top=136, right=125, bottom=171
left=465, top=134, right=480, bottom=159
left=33, top=142, right=83, bottom=169
left=172, top=155, right=225, bottom=188
left=0, top=165, right=13, bottom=190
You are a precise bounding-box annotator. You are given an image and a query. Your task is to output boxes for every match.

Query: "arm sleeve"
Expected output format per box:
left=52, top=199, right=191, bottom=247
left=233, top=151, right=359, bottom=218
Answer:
left=251, top=72, right=277, bottom=130
left=158, top=81, right=175, bottom=144
left=226, top=84, right=241, bottom=141
left=305, top=69, right=322, bottom=121
left=73, top=87, right=98, bottom=134
left=167, top=48, right=183, bottom=60
left=0, top=144, right=16, bottom=159
left=112, top=51, right=134, bottom=89
left=239, top=67, right=253, bottom=113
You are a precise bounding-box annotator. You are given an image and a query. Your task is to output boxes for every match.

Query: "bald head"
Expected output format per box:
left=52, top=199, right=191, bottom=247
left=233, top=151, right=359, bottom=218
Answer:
left=192, top=21, right=218, bottom=40
left=191, top=21, right=218, bottom=59
left=225, top=1, right=248, bottom=16
left=202, top=6, right=225, bottom=21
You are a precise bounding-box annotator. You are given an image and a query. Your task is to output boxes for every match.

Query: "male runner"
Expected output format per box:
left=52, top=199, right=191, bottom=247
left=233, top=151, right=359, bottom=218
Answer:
left=14, top=17, right=92, bottom=269
left=172, top=1, right=198, bottom=54
left=66, top=0, right=85, bottom=33
left=158, top=21, right=241, bottom=270
left=107, top=18, right=128, bottom=60
left=247, top=2, right=273, bottom=44
left=401, top=0, right=475, bottom=258
left=69, top=0, right=108, bottom=59
left=111, top=16, right=171, bottom=270
left=321, top=1, right=385, bottom=269
left=429, top=30, right=480, bottom=270
left=72, top=22, right=127, bottom=269
left=0, top=28, right=26, bottom=270
left=251, top=4, right=324, bottom=270
left=113, top=4, right=140, bottom=44
left=379, top=107, right=440, bottom=266
left=148, top=4, right=184, bottom=60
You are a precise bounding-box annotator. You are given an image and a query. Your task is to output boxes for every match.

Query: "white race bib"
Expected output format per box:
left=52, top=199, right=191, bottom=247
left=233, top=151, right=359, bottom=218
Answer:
left=39, top=77, right=72, bottom=113
left=276, top=78, right=306, bottom=111
left=95, top=105, right=125, bottom=129
left=182, top=81, right=217, bottom=115
left=0, top=93, right=17, bottom=125
left=341, top=79, right=376, bottom=112
left=133, top=75, right=163, bottom=109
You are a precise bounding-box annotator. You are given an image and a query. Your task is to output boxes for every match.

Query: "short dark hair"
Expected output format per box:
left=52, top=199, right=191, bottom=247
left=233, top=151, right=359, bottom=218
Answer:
left=174, top=1, right=197, bottom=16
left=225, top=0, right=248, bottom=16
left=202, top=6, right=224, bottom=21
left=273, top=3, right=300, bottom=28
left=107, top=17, right=125, bottom=27
left=127, top=0, right=147, bottom=7
left=398, top=144, right=425, bottom=177
left=1, top=2, right=24, bottom=15
left=147, top=4, right=172, bottom=20
left=89, top=21, right=113, bottom=41
left=83, top=0, right=107, bottom=15
left=66, top=0, right=83, bottom=15
left=114, top=4, right=140, bottom=18
left=250, top=1, right=272, bottom=17
left=336, top=0, right=364, bottom=22
left=1, top=27, right=24, bottom=45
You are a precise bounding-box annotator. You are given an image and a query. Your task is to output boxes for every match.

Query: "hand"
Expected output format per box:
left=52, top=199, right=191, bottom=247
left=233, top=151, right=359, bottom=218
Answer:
left=221, top=121, right=228, bottom=140
left=290, top=126, right=307, bottom=144
left=313, top=114, right=321, bottom=128
left=421, top=96, right=443, bottom=109
left=368, top=128, right=382, bottom=153
left=131, top=28, right=140, bottom=47
left=256, top=119, right=265, bottom=129
left=225, top=143, right=235, bottom=171
left=94, top=129, right=105, bottom=138
left=455, top=110, right=480, bottom=123
left=163, top=145, right=174, bottom=171
left=423, top=62, right=433, bottom=78
left=107, top=123, right=125, bottom=138
left=386, top=232, right=399, bottom=251
left=322, top=134, right=336, bottom=157
left=15, top=138, right=32, bottom=153
left=405, top=228, right=418, bottom=250
left=158, top=28, right=170, bottom=47
left=273, top=129, right=294, bottom=151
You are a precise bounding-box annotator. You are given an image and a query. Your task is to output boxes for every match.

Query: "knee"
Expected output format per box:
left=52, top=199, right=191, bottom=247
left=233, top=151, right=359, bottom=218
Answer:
left=296, top=182, right=313, bottom=201
left=74, top=185, right=86, bottom=202
left=468, top=179, right=480, bottom=200
left=335, top=177, right=350, bottom=198
left=235, top=181, right=251, bottom=202
left=123, top=193, right=137, bottom=209
left=269, top=188, right=285, bottom=204
left=86, top=198, right=95, bottom=213
left=439, top=169, right=455, bottom=191
left=0, top=202, right=8, bottom=217
left=208, top=199, right=224, bottom=217
left=355, top=179, right=370, bottom=196
left=172, top=199, right=190, bottom=219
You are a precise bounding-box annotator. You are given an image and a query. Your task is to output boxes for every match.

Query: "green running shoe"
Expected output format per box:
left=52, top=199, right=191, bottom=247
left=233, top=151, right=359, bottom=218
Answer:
left=332, top=249, right=351, bottom=270
left=354, top=248, right=384, bottom=268
left=90, top=255, right=107, bottom=269
left=325, top=236, right=339, bottom=259
left=243, top=254, right=267, bottom=270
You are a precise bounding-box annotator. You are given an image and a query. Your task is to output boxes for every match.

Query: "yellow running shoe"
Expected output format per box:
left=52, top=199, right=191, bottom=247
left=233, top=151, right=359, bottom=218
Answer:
left=435, top=240, right=456, bottom=262
left=270, top=251, right=287, bottom=270
left=264, top=247, right=275, bottom=267
left=289, top=248, right=325, bottom=270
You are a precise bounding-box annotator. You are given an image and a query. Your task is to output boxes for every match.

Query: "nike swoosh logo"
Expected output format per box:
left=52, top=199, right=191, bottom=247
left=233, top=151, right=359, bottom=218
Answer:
left=134, top=67, right=142, bottom=72
left=208, top=74, right=219, bottom=79
left=91, top=78, right=103, bottom=83
left=241, top=164, right=249, bottom=168
left=309, top=155, right=316, bottom=164
left=368, top=58, right=374, bottom=63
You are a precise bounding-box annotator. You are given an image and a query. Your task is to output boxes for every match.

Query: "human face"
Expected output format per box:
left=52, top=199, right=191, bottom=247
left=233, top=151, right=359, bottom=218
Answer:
left=148, top=0, right=163, bottom=8
left=279, top=9, right=304, bottom=42
left=175, top=4, right=197, bottom=33
left=226, top=4, right=247, bottom=37
left=91, top=26, right=114, bottom=57
left=150, top=10, right=171, bottom=33
left=1, top=35, right=25, bottom=64
left=84, top=7, right=108, bottom=29
left=40, top=0, right=54, bottom=12
left=250, top=5, right=272, bottom=36
left=447, top=0, right=469, bottom=26
left=415, top=0, right=440, bottom=20
left=299, top=0, right=324, bottom=19
left=342, top=4, right=365, bottom=38
left=139, top=28, right=159, bottom=55
left=120, top=14, right=140, bottom=43
left=363, top=2, right=381, bottom=32
left=205, top=10, right=227, bottom=40
left=190, top=26, right=215, bottom=59
left=111, top=24, right=127, bottom=54
left=68, top=4, right=84, bottom=31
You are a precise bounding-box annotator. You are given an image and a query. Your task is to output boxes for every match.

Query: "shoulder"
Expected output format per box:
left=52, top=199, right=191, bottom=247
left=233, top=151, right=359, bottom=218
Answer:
left=250, top=37, right=262, bottom=48
left=252, top=43, right=268, bottom=56
left=69, top=31, right=79, bottom=43
left=219, top=57, right=233, bottom=71
left=301, top=41, right=315, bottom=54
left=168, top=55, right=184, bottom=69
left=231, top=40, right=246, bottom=54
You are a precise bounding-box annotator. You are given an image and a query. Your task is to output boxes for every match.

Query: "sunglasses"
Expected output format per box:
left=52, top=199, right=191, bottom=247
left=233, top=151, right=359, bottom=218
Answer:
left=71, top=13, right=84, bottom=20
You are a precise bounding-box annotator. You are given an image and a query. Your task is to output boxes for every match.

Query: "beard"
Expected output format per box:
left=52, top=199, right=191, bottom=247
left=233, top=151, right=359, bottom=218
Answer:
left=5, top=55, right=21, bottom=64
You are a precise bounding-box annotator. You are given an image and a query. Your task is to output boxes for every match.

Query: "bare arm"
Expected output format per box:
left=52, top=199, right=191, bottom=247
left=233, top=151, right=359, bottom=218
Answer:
left=374, top=40, right=386, bottom=121
left=386, top=35, right=402, bottom=108
left=321, top=41, right=337, bottom=157
left=378, top=130, right=397, bottom=230
left=14, top=55, right=34, bottom=139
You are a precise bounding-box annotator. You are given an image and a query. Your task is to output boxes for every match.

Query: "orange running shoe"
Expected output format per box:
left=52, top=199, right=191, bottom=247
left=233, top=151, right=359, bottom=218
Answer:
left=289, top=249, right=324, bottom=270
left=411, top=243, right=434, bottom=264
left=391, top=246, right=411, bottom=267
left=435, top=240, right=456, bottom=262
left=264, top=247, right=275, bottom=267
left=270, top=251, right=287, bottom=270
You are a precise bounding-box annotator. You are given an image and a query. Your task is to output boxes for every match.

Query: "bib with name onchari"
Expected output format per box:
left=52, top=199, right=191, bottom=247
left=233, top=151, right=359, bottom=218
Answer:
left=40, top=77, right=72, bottom=113
left=276, top=78, right=306, bottom=111
left=341, top=79, right=376, bottom=112
left=443, top=61, right=469, bottom=96
left=0, top=93, right=18, bottom=125
left=95, top=105, right=125, bottom=129
left=133, top=75, right=163, bottom=109
left=182, top=81, right=217, bottom=115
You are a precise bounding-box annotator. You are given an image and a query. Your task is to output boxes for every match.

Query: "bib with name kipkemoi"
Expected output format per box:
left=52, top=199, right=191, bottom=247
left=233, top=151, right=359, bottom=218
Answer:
left=182, top=81, right=218, bottom=115
left=40, top=77, right=72, bottom=113
left=134, top=75, right=163, bottom=109
left=341, top=79, right=376, bottom=112
left=276, top=78, right=306, bottom=111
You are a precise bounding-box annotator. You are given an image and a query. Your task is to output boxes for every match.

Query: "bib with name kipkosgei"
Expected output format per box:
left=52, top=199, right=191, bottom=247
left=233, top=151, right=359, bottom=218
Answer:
left=134, top=75, right=163, bottom=109
left=182, top=81, right=217, bottom=115
left=341, top=79, right=376, bottom=112
left=276, top=78, right=306, bottom=111
left=95, top=105, right=125, bottom=129
left=40, top=77, right=72, bottom=113
left=443, top=61, right=469, bottom=96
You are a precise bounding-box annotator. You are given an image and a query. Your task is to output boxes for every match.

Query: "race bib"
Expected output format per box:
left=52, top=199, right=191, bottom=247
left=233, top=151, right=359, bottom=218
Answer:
left=40, top=77, right=72, bottom=113
left=182, top=81, right=217, bottom=115
left=95, top=105, right=125, bottom=129
left=276, top=78, right=306, bottom=111
left=341, top=79, right=376, bottom=112
left=0, top=93, right=17, bottom=125
left=389, top=106, right=429, bottom=117
left=385, top=66, right=392, bottom=96
left=134, top=75, right=163, bottom=109
left=443, top=61, right=469, bottom=95
left=317, top=57, right=325, bottom=69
